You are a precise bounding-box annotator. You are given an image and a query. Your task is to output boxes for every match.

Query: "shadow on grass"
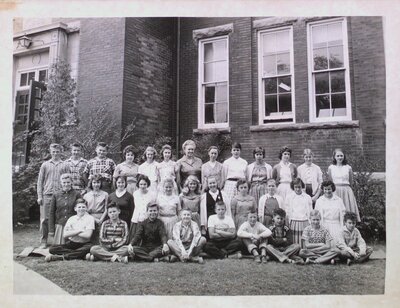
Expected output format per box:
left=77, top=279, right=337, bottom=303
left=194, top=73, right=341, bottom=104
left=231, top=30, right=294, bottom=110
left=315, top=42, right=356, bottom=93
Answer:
left=13, top=223, right=385, bottom=295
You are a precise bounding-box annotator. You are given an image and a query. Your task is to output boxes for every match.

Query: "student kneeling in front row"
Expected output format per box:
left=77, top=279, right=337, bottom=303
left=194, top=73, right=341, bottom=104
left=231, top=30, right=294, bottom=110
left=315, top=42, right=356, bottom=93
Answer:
left=127, top=202, right=170, bottom=262
left=45, top=199, right=94, bottom=262
left=202, top=201, right=243, bottom=259
left=88, top=202, right=129, bottom=263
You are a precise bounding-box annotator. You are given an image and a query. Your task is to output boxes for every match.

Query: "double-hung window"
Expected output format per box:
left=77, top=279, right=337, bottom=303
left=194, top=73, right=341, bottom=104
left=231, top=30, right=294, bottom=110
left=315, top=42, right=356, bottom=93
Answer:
left=308, top=18, right=351, bottom=122
left=258, top=27, right=294, bottom=124
left=198, top=36, right=229, bottom=128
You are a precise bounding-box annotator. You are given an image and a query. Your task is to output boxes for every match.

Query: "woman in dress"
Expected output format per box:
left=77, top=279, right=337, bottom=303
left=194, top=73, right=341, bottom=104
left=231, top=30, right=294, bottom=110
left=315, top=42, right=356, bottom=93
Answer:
left=176, top=140, right=202, bottom=191
left=156, top=144, right=178, bottom=195
left=327, top=148, right=361, bottom=222
left=221, top=142, right=248, bottom=206
left=201, top=146, right=223, bottom=192
left=315, top=180, right=346, bottom=244
left=272, top=146, right=297, bottom=202
left=107, top=176, right=134, bottom=228
left=231, top=179, right=257, bottom=230
left=179, top=175, right=202, bottom=227
left=113, top=145, right=139, bottom=196
left=246, top=147, right=273, bottom=206
left=138, top=146, right=159, bottom=195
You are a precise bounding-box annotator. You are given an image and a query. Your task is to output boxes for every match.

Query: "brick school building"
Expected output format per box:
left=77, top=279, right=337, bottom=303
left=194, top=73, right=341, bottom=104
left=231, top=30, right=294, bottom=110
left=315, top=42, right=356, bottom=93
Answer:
left=12, top=17, right=385, bottom=172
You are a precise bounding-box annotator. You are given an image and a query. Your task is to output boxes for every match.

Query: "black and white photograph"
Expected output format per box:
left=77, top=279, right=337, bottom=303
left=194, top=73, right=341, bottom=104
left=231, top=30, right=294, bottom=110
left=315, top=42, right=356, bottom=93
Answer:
left=1, top=0, right=399, bottom=306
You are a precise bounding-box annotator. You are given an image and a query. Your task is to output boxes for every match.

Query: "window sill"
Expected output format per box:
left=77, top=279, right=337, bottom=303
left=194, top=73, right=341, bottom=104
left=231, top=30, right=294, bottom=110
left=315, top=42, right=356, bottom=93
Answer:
left=193, top=127, right=231, bottom=135
left=250, top=120, right=359, bottom=132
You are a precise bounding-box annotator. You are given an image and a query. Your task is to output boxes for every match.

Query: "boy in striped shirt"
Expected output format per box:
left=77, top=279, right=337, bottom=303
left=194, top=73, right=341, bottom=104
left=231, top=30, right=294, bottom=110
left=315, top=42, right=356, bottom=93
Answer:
left=87, top=202, right=129, bottom=263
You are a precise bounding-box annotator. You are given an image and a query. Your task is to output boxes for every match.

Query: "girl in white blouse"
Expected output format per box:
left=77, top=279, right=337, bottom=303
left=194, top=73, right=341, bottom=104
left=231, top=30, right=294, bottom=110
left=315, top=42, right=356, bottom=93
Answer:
left=138, top=146, right=159, bottom=196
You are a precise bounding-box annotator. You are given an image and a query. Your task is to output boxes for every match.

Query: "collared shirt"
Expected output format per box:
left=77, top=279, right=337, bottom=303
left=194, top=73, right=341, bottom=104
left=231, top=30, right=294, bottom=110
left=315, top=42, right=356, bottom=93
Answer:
left=337, top=225, right=367, bottom=255
left=315, top=195, right=345, bottom=225
left=65, top=157, right=88, bottom=190
left=49, top=189, right=82, bottom=232
left=138, top=161, right=159, bottom=184
left=302, top=225, right=332, bottom=244
left=84, top=157, right=116, bottom=181
left=83, top=190, right=108, bottom=218
left=131, top=190, right=156, bottom=223
left=286, top=191, right=312, bottom=221
left=268, top=224, right=293, bottom=247
left=222, top=156, right=248, bottom=180
left=176, top=156, right=203, bottom=188
left=172, top=220, right=201, bottom=251
left=201, top=161, right=223, bottom=190
left=37, top=159, right=70, bottom=199
left=130, top=218, right=167, bottom=248
left=100, top=218, right=129, bottom=248
left=64, top=213, right=95, bottom=243
left=114, top=162, right=139, bottom=184
left=297, top=163, right=323, bottom=195
left=258, top=193, right=284, bottom=221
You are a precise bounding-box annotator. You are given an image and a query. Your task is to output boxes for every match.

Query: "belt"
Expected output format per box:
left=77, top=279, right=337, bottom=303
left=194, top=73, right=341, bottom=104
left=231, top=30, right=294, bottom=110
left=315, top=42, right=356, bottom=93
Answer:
left=227, top=178, right=240, bottom=181
left=335, top=183, right=349, bottom=186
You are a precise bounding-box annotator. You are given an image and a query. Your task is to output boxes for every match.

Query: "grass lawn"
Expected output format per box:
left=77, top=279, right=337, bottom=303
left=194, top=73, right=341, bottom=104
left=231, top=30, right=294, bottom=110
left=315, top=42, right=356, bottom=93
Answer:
left=13, top=223, right=385, bottom=296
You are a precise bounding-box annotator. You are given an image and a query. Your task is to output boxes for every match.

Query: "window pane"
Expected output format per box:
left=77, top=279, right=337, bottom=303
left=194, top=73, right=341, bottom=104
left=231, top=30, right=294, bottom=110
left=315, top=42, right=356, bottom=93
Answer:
left=263, top=55, right=276, bottom=76
left=213, top=40, right=227, bottom=61
left=204, top=63, right=214, bottom=82
left=263, top=33, right=276, bottom=54
left=205, top=85, right=215, bottom=103
left=216, top=83, right=227, bottom=102
left=279, top=94, right=292, bottom=112
left=18, top=94, right=26, bottom=105
left=331, top=93, right=347, bottom=116
left=329, top=46, right=344, bottom=68
left=327, top=22, right=343, bottom=46
left=265, top=78, right=277, bottom=94
left=312, top=25, right=327, bottom=48
left=205, top=104, right=215, bottom=124
left=28, top=72, right=35, bottom=83
left=276, top=31, right=290, bottom=52
left=204, top=43, right=214, bottom=62
left=313, top=47, right=328, bottom=70
left=330, top=71, right=346, bottom=93
left=316, top=95, right=330, bottom=118
left=39, top=70, right=47, bottom=82
left=278, top=76, right=291, bottom=93
left=315, top=72, right=329, bottom=94
left=277, top=52, right=290, bottom=74
left=265, top=95, right=278, bottom=115
left=20, top=73, right=27, bottom=87
left=18, top=105, right=24, bottom=114
left=215, top=61, right=227, bottom=81
left=215, top=102, right=228, bottom=123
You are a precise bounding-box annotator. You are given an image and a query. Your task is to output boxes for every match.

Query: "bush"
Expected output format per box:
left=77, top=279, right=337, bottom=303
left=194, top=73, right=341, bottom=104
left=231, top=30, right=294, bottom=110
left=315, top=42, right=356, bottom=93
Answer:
left=350, top=156, right=386, bottom=243
left=191, top=132, right=232, bottom=162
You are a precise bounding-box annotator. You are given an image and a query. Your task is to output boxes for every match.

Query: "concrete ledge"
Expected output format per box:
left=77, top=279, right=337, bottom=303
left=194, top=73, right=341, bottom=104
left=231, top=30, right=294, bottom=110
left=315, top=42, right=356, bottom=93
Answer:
left=193, top=23, right=234, bottom=41
left=193, top=127, right=231, bottom=135
left=253, top=17, right=298, bottom=30
left=250, top=120, right=360, bottom=132
left=14, top=22, right=68, bottom=38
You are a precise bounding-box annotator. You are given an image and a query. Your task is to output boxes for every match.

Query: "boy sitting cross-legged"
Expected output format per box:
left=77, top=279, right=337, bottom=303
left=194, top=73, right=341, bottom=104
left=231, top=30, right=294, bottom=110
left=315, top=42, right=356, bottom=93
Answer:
left=167, top=209, right=207, bottom=263
left=45, top=200, right=94, bottom=262
left=265, top=208, right=304, bottom=264
left=202, top=201, right=243, bottom=259
left=337, top=211, right=373, bottom=265
left=87, top=202, right=129, bottom=263
left=237, top=211, right=272, bottom=263
left=127, top=202, right=170, bottom=262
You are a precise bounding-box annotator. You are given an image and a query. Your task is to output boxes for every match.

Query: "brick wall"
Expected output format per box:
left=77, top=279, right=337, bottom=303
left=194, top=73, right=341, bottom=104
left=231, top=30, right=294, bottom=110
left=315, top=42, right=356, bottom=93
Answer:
left=122, top=18, right=177, bottom=149
left=179, top=17, right=385, bottom=171
left=77, top=18, right=125, bottom=137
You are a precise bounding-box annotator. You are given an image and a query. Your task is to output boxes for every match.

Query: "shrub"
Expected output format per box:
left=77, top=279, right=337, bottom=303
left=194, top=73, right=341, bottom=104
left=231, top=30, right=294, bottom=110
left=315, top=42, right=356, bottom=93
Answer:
left=191, top=132, right=232, bottom=162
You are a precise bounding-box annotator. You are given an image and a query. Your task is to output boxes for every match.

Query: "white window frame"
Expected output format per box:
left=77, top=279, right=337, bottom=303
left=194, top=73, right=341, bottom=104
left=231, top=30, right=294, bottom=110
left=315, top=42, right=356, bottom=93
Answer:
left=258, top=26, right=295, bottom=125
left=307, top=17, right=352, bottom=123
left=197, top=36, right=229, bottom=129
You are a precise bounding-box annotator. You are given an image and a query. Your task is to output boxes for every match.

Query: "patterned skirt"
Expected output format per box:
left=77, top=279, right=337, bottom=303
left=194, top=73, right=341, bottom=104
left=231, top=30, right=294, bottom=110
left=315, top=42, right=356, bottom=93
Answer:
left=159, top=215, right=178, bottom=240
left=335, top=185, right=361, bottom=222
left=222, top=180, right=238, bottom=205
left=289, top=219, right=309, bottom=248
left=249, top=182, right=268, bottom=206
left=53, top=224, right=65, bottom=245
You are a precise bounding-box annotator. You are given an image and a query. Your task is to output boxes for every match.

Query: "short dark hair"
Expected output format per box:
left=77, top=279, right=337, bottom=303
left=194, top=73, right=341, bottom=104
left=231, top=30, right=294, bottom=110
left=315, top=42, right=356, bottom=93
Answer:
left=279, top=146, right=292, bottom=159
left=161, top=144, right=172, bottom=160
left=236, top=178, right=248, bottom=189
left=344, top=211, right=358, bottom=223
left=208, top=145, right=219, bottom=153
left=215, top=201, right=226, bottom=209
left=146, top=201, right=159, bottom=211
left=136, top=174, right=151, bottom=188
left=88, top=174, right=103, bottom=190
left=253, top=147, right=265, bottom=158
left=115, top=175, right=127, bottom=188
left=321, top=180, right=336, bottom=192
left=290, top=178, right=305, bottom=190
left=75, top=198, right=87, bottom=207
left=232, top=142, right=242, bottom=150
left=70, top=143, right=82, bottom=149
left=107, top=202, right=120, bottom=211
left=273, top=208, right=286, bottom=218
left=123, top=145, right=135, bottom=159
left=96, top=142, right=109, bottom=150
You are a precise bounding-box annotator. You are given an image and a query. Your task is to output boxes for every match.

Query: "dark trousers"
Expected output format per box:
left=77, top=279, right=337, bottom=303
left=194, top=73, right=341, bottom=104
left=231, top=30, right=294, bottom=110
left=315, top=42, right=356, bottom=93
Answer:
left=203, top=238, right=243, bottom=259
left=131, top=245, right=164, bottom=262
left=49, top=241, right=92, bottom=260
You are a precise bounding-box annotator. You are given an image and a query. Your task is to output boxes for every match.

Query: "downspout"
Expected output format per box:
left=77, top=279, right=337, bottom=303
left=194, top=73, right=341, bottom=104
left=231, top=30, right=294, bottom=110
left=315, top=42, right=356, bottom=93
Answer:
left=175, top=17, right=181, bottom=155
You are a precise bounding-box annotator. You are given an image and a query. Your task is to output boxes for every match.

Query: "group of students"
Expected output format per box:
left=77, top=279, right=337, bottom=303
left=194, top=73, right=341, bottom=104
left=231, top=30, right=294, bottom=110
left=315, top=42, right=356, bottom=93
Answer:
left=36, top=140, right=372, bottom=265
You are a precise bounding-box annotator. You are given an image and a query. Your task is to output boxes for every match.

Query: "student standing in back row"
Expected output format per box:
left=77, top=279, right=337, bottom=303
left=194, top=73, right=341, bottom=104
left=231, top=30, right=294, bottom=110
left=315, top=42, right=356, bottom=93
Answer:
left=37, top=143, right=70, bottom=248
left=65, top=143, right=88, bottom=195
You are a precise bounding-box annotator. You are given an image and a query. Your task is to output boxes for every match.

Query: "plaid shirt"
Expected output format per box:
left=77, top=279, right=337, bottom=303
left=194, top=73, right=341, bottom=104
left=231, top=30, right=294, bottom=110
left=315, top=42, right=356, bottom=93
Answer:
left=84, top=157, right=116, bottom=182
left=99, top=219, right=129, bottom=249
left=268, top=224, right=293, bottom=247
left=65, top=157, right=88, bottom=190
